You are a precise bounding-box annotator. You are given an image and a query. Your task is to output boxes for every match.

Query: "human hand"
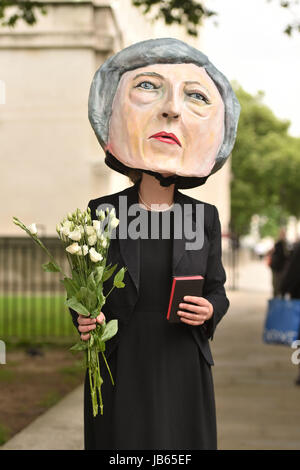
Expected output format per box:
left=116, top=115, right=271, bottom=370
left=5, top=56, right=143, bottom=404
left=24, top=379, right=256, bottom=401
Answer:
left=77, top=312, right=106, bottom=341
left=177, top=296, right=213, bottom=326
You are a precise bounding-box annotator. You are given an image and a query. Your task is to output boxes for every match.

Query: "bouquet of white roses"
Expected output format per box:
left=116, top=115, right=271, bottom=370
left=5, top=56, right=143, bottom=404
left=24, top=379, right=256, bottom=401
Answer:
left=13, top=206, right=127, bottom=417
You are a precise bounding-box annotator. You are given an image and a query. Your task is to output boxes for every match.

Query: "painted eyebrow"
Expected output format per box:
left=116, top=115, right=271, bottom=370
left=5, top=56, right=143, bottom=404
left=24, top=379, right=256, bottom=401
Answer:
left=184, top=81, right=211, bottom=96
left=133, top=72, right=165, bottom=80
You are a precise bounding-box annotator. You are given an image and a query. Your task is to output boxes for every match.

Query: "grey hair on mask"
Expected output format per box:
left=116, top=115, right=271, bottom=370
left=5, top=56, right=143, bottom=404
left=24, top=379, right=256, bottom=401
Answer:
left=88, top=37, right=240, bottom=175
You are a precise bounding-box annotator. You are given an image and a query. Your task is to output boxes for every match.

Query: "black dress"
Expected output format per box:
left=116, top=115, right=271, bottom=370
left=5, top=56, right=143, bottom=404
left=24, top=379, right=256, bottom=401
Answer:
left=84, top=206, right=217, bottom=450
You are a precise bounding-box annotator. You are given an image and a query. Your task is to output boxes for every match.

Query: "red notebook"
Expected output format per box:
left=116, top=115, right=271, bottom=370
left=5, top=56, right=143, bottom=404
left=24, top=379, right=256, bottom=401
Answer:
left=166, top=275, right=204, bottom=323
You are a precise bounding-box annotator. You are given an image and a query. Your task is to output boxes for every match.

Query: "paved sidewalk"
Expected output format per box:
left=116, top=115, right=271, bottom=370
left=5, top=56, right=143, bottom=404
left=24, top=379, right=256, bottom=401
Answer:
left=1, top=259, right=299, bottom=450
left=1, top=385, right=84, bottom=450
left=212, top=290, right=300, bottom=450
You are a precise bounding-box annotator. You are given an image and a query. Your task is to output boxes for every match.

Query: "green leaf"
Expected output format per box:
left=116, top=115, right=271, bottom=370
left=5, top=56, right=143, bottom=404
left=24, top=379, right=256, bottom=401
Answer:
left=75, top=286, right=97, bottom=312
left=87, top=272, right=96, bottom=291
left=76, top=286, right=89, bottom=304
left=102, top=263, right=118, bottom=282
left=96, top=338, right=106, bottom=352
left=88, top=291, right=98, bottom=312
left=114, top=281, right=125, bottom=288
left=96, top=289, right=106, bottom=309
left=69, top=341, right=88, bottom=352
left=94, top=266, right=104, bottom=284
left=100, top=319, right=118, bottom=342
left=113, top=267, right=126, bottom=288
left=61, top=277, right=78, bottom=298
left=65, top=297, right=90, bottom=317
left=71, top=270, right=82, bottom=288
left=42, top=261, right=61, bottom=272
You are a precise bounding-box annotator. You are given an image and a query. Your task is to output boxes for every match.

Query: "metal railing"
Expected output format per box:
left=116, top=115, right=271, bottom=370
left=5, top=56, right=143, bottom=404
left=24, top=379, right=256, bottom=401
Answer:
left=0, top=237, right=76, bottom=342
left=0, top=235, right=237, bottom=342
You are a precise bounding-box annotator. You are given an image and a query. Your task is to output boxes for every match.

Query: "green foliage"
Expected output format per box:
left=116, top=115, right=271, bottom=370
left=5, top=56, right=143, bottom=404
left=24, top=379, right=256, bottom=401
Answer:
left=61, top=276, right=79, bottom=298
left=38, top=390, right=61, bottom=409
left=65, top=297, right=90, bottom=317
left=113, top=267, right=127, bottom=288
left=42, top=261, right=61, bottom=273
left=0, top=423, right=11, bottom=445
left=3, top=1, right=299, bottom=37
left=0, top=1, right=47, bottom=28
left=231, top=83, right=300, bottom=237
left=132, top=0, right=216, bottom=37
left=102, top=263, right=118, bottom=282
left=70, top=340, right=88, bottom=352
left=100, top=319, right=118, bottom=342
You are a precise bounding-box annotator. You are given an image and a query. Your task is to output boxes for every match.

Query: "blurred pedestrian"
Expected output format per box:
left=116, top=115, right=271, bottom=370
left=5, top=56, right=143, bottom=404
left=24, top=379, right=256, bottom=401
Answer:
left=280, top=241, right=300, bottom=385
left=270, top=228, right=289, bottom=297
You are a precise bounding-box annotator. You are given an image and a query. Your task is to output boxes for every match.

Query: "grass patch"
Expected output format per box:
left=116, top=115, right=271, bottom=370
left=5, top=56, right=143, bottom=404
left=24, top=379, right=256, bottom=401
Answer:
left=59, top=360, right=85, bottom=376
left=0, top=294, right=77, bottom=340
left=59, top=360, right=85, bottom=384
left=37, top=390, right=62, bottom=409
left=0, top=368, right=15, bottom=383
left=0, top=347, right=84, bottom=444
left=0, top=423, right=11, bottom=445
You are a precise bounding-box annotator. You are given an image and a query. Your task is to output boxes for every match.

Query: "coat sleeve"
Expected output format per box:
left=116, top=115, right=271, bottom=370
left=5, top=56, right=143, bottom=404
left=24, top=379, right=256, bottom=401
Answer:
left=280, top=243, right=300, bottom=295
left=202, top=205, right=230, bottom=340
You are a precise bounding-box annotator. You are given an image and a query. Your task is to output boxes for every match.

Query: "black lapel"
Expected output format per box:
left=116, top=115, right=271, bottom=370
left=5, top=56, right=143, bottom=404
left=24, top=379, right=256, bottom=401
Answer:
left=117, top=182, right=196, bottom=294
left=172, top=189, right=195, bottom=275
left=117, top=183, right=140, bottom=293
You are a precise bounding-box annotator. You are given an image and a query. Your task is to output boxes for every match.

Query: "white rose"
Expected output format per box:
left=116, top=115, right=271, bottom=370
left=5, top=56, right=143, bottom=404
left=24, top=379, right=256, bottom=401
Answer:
left=77, top=244, right=88, bottom=256
left=110, top=217, right=119, bottom=229
left=61, top=220, right=72, bottom=236
left=86, top=225, right=95, bottom=236
left=88, top=234, right=97, bottom=246
left=109, top=208, right=116, bottom=218
left=28, top=223, right=38, bottom=235
left=95, top=229, right=102, bottom=239
left=92, top=220, right=101, bottom=231
left=68, top=227, right=81, bottom=241
left=66, top=242, right=80, bottom=255
left=89, top=247, right=103, bottom=263
left=97, top=209, right=105, bottom=221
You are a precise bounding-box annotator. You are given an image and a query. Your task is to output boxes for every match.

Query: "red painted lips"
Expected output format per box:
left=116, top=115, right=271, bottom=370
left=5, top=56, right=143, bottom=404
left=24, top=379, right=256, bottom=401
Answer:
left=149, top=132, right=182, bottom=147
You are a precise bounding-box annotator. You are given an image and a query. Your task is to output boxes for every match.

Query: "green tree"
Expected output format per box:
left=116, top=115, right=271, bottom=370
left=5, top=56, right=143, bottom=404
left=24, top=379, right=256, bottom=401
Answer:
left=1, top=0, right=300, bottom=36
left=230, top=84, right=300, bottom=238
left=0, top=1, right=47, bottom=27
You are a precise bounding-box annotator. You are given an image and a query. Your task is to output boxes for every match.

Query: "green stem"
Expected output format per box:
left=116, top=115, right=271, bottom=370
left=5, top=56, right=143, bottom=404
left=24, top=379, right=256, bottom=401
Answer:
left=88, top=345, right=97, bottom=417
left=96, top=352, right=103, bottom=415
left=105, top=285, right=115, bottom=299
left=37, top=237, right=67, bottom=274
left=102, top=351, right=114, bottom=386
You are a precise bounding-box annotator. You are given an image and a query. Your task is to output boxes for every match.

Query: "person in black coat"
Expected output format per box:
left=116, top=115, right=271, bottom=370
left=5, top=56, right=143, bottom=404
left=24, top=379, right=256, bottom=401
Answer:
left=280, top=241, right=300, bottom=385
left=270, top=228, right=290, bottom=297
left=69, top=38, right=240, bottom=450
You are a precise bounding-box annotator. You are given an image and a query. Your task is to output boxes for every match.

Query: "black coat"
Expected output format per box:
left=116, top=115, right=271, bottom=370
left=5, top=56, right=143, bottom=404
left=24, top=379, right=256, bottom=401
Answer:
left=70, top=181, right=229, bottom=367
left=280, top=242, right=300, bottom=299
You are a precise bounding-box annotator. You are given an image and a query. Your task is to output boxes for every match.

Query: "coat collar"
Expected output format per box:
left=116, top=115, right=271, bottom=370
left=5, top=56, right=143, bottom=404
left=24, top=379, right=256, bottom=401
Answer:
left=116, top=182, right=196, bottom=293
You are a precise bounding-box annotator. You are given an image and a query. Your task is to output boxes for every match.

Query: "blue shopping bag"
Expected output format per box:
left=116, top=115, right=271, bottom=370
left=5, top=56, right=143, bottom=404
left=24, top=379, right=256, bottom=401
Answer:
left=263, top=297, right=300, bottom=346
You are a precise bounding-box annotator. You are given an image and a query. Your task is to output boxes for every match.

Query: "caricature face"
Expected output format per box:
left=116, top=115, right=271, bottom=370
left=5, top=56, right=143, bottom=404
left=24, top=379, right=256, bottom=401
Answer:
left=107, top=63, right=225, bottom=177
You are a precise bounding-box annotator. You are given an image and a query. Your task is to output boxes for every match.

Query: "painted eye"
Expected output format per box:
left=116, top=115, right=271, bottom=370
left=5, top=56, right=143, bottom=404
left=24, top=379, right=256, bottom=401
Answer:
left=136, top=81, right=157, bottom=90
left=187, top=92, right=210, bottom=103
